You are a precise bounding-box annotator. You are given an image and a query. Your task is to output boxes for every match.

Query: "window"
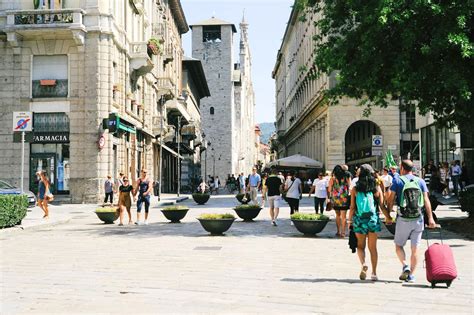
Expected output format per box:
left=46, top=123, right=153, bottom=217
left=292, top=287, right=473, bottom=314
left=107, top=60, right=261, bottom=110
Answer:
left=210, top=107, right=215, bottom=115
left=203, top=25, right=221, bottom=42
left=32, top=55, right=68, bottom=98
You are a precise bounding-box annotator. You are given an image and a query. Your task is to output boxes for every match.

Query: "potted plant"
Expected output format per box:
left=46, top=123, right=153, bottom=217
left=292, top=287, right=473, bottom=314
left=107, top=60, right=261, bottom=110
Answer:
left=147, top=37, right=163, bottom=56
left=459, top=187, right=474, bottom=219
left=233, top=204, right=262, bottom=222
left=95, top=207, right=119, bottom=224
left=192, top=192, right=211, bottom=205
left=235, top=193, right=251, bottom=204
left=161, top=205, right=189, bottom=223
left=197, top=213, right=236, bottom=235
left=290, top=213, right=330, bottom=236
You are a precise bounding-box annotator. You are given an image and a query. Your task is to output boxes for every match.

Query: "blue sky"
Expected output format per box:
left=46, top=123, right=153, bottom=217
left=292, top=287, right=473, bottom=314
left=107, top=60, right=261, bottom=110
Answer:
left=181, top=0, right=294, bottom=123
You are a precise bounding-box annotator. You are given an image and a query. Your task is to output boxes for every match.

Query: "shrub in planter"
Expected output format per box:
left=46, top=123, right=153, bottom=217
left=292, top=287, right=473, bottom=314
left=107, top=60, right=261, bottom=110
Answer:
left=192, top=193, right=210, bottom=205
left=0, top=195, right=28, bottom=228
left=161, top=205, right=189, bottom=223
left=290, top=213, right=330, bottom=236
left=459, top=188, right=474, bottom=219
left=233, top=204, right=262, bottom=222
left=95, top=207, right=119, bottom=224
left=235, top=193, right=251, bottom=204
left=197, top=213, right=236, bottom=235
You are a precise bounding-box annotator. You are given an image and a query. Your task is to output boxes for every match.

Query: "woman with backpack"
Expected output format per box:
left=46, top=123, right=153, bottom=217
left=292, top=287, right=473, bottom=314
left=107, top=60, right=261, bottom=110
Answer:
left=347, top=164, right=392, bottom=281
left=328, top=165, right=352, bottom=237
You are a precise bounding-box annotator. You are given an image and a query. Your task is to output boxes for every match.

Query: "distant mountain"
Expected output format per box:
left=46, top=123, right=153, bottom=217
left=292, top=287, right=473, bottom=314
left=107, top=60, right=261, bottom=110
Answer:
left=258, top=122, right=276, bottom=144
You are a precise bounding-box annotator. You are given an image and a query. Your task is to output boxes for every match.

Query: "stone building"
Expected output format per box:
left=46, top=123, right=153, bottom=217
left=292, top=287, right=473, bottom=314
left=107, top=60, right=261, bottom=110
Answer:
left=190, top=16, right=256, bottom=182
left=0, top=0, right=199, bottom=202
left=273, top=5, right=401, bottom=172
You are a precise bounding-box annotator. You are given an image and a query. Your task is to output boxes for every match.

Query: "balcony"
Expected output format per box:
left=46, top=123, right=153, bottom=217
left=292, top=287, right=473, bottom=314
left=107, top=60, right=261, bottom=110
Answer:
left=152, top=115, right=165, bottom=137
left=165, top=99, right=191, bottom=122
left=155, top=77, right=176, bottom=97
left=152, top=22, right=166, bottom=42
left=5, top=9, right=86, bottom=48
left=32, top=79, right=68, bottom=98
left=130, top=42, right=154, bottom=77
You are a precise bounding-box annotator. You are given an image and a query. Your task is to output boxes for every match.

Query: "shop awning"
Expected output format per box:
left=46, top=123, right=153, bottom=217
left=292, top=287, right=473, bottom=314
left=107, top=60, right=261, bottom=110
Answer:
left=161, top=143, right=184, bottom=160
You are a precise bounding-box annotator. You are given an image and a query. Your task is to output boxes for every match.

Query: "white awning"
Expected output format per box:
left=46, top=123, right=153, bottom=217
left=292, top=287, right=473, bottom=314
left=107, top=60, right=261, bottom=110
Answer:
left=161, top=143, right=184, bottom=160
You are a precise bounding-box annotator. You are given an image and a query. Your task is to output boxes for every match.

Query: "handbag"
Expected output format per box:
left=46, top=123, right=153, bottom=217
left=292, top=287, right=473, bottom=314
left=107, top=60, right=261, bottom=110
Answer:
left=46, top=193, right=54, bottom=202
left=282, top=179, right=295, bottom=201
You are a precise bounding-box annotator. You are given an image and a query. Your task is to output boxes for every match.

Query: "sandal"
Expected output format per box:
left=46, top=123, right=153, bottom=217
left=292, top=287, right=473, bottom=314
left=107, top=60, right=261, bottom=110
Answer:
left=359, top=265, right=368, bottom=280
left=371, top=274, right=378, bottom=281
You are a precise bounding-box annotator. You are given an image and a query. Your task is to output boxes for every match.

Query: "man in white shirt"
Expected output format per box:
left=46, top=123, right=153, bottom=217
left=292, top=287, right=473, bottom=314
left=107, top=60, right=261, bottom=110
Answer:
left=308, top=173, right=328, bottom=214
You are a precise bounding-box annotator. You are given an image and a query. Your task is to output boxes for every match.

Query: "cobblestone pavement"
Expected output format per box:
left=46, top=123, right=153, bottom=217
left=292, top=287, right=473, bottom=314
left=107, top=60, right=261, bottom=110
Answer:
left=1, top=195, right=473, bottom=314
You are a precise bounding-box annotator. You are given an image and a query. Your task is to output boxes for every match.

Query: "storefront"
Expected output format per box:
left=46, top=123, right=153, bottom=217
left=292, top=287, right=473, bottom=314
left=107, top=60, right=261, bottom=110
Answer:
left=28, top=113, right=70, bottom=194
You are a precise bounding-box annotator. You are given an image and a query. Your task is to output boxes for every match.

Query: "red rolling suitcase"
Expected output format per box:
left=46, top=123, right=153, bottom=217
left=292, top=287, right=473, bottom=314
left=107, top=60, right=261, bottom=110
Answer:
left=424, top=229, right=457, bottom=288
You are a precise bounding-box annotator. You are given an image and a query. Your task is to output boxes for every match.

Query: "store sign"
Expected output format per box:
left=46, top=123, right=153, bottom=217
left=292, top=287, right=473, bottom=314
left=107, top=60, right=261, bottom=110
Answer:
left=32, top=132, right=70, bottom=143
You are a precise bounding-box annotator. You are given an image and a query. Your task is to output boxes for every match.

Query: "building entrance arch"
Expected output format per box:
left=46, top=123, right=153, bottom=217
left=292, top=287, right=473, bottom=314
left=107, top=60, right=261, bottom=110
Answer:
left=344, top=120, right=382, bottom=172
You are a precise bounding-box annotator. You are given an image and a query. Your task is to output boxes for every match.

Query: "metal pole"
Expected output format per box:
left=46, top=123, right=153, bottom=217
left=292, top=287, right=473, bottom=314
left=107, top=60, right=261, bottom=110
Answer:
left=177, top=115, right=180, bottom=197
left=21, top=131, right=25, bottom=194
left=158, top=97, right=164, bottom=201
left=204, top=145, right=207, bottom=180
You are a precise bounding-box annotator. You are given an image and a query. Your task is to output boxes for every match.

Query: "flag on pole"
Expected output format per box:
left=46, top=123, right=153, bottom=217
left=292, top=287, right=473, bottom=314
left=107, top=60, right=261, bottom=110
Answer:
left=385, top=149, right=397, bottom=168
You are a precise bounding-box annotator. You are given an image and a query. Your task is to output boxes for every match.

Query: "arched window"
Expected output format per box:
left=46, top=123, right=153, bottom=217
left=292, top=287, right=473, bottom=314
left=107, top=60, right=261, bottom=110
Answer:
left=210, top=107, right=215, bottom=115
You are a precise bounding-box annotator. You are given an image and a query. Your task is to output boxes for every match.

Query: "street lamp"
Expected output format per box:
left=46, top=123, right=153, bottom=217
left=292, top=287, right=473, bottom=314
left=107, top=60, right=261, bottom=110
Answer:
left=158, top=96, right=165, bottom=201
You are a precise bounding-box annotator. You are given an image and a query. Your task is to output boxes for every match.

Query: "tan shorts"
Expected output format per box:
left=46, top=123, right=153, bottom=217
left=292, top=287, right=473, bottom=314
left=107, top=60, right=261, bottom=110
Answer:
left=268, top=195, right=281, bottom=208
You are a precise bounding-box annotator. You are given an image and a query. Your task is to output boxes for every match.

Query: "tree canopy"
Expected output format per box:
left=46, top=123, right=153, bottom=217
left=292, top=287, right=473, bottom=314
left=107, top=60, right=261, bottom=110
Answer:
left=298, top=0, right=473, bottom=127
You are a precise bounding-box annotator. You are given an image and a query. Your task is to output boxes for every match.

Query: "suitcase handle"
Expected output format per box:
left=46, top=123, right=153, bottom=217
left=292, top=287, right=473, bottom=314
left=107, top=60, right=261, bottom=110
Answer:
left=424, top=225, right=443, bottom=247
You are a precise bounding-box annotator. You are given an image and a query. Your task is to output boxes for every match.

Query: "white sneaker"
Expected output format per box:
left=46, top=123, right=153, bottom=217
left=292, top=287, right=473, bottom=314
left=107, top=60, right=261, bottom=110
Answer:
left=144, top=220, right=148, bottom=225
left=290, top=221, right=294, bottom=226
left=135, top=221, right=141, bottom=226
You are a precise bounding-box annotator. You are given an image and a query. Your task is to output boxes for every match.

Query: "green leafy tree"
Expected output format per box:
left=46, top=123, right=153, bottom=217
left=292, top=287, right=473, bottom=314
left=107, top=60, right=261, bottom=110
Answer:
left=297, top=0, right=473, bottom=127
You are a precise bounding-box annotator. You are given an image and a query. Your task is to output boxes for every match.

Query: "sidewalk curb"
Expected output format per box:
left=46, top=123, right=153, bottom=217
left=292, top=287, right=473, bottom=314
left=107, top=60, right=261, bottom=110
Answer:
left=156, top=196, right=189, bottom=207
left=0, top=217, right=72, bottom=234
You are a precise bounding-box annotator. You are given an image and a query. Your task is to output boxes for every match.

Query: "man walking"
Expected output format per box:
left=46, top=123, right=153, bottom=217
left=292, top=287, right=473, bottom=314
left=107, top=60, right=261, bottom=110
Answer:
left=104, top=175, right=114, bottom=204
left=387, top=160, right=436, bottom=283
left=238, top=172, right=246, bottom=194
left=247, top=167, right=261, bottom=205
left=450, top=160, right=462, bottom=196
left=265, top=169, right=284, bottom=226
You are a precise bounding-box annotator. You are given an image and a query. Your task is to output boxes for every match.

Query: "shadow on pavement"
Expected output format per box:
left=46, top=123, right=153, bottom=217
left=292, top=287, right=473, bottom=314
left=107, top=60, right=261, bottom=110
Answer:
left=281, top=277, right=403, bottom=284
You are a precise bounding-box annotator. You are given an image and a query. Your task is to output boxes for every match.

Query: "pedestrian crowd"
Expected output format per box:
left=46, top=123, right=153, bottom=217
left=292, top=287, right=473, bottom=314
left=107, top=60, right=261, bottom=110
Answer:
left=422, top=159, right=469, bottom=197
left=244, top=160, right=437, bottom=283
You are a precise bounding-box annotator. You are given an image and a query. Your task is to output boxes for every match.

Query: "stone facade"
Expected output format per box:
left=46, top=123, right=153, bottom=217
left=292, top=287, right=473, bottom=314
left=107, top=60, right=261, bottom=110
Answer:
left=190, top=17, right=256, bottom=182
left=273, top=6, right=400, bottom=172
left=0, top=0, right=192, bottom=202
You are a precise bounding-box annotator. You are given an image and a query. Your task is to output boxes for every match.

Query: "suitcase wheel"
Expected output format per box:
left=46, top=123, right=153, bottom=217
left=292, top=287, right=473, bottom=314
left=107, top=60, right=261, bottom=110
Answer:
left=431, top=282, right=436, bottom=288
left=446, top=280, right=452, bottom=288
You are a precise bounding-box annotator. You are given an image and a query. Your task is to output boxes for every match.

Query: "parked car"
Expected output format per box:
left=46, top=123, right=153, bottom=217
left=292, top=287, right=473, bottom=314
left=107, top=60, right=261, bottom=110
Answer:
left=0, top=180, right=36, bottom=207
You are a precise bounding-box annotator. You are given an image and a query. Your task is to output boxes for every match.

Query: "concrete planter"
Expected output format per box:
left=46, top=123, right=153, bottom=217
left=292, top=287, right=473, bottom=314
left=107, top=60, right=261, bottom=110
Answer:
left=291, top=219, right=329, bottom=236
left=235, top=193, right=250, bottom=204
left=95, top=209, right=119, bottom=224
left=192, top=193, right=210, bottom=205
left=161, top=209, right=189, bottom=223
left=233, top=207, right=262, bottom=222
left=197, top=218, right=235, bottom=235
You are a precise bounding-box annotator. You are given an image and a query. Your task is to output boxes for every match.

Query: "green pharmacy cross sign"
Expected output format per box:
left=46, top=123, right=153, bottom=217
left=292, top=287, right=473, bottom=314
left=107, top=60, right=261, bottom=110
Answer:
left=104, top=113, right=136, bottom=134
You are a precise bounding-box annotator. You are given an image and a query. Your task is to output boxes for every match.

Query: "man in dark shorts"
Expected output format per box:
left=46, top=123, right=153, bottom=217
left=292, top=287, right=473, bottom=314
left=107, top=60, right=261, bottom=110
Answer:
left=265, top=168, right=284, bottom=226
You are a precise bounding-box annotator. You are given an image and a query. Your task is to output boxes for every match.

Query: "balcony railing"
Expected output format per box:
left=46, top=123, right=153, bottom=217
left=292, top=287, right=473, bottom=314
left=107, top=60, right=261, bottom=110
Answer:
left=32, top=79, right=68, bottom=98
left=7, top=9, right=84, bottom=27
left=130, top=42, right=154, bottom=76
